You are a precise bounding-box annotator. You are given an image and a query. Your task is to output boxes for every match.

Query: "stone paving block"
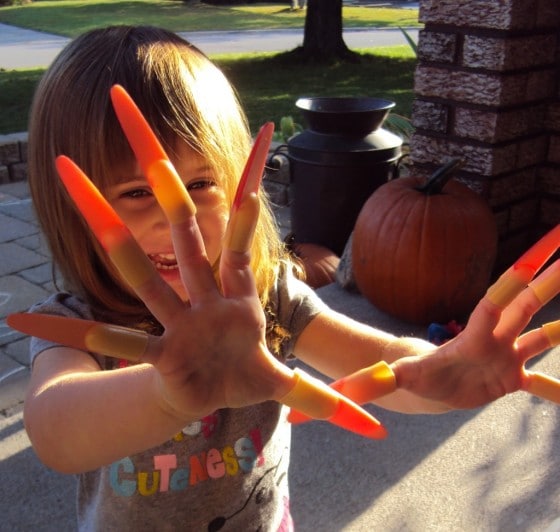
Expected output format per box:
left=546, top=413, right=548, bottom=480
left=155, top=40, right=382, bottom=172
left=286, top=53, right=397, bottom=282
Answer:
left=0, top=320, right=24, bottom=348
left=0, top=180, right=29, bottom=199
left=0, top=165, right=9, bottom=184
left=0, top=274, right=49, bottom=319
left=0, top=362, right=29, bottom=411
left=0, top=211, right=38, bottom=244
left=0, top=349, right=22, bottom=374
left=20, top=262, right=54, bottom=286
left=0, top=243, right=47, bottom=276
left=0, top=197, right=35, bottom=223
left=4, top=336, right=31, bottom=367
left=15, top=232, right=50, bottom=256
left=0, top=136, right=20, bottom=165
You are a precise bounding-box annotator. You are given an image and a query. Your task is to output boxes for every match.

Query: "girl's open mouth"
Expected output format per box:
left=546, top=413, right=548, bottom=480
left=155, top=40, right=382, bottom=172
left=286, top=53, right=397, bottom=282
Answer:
left=148, top=253, right=179, bottom=271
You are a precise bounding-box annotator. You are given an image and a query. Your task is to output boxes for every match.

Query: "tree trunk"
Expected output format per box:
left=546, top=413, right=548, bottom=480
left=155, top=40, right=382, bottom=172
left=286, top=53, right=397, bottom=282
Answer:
left=296, top=0, right=359, bottom=62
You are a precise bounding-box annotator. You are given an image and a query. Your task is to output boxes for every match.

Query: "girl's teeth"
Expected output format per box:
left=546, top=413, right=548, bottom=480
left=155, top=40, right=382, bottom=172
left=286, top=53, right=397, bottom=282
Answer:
left=149, top=253, right=178, bottom=270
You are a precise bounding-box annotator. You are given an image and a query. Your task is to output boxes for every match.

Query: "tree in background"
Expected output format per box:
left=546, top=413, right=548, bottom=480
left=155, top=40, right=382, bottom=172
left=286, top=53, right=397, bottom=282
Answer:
left=292, top=0, right=360, bottom=62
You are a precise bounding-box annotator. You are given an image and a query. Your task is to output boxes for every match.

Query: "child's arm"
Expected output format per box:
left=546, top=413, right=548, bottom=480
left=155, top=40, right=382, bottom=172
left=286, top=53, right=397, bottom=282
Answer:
left=294, top=309, right=445, bottom=414
left=295, top=238, right=560, bottom=414
left=24, top=348, right=196, bottom=474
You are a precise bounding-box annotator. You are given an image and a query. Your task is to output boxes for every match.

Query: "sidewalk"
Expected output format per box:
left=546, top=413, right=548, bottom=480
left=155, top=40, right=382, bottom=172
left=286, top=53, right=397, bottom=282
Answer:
left=2, top=176, right=560, bottom=531
left=0, top=180, right=48, bottom=412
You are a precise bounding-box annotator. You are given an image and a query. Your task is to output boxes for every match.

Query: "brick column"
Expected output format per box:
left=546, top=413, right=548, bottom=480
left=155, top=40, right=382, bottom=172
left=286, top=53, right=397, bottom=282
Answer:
left=410, top=0, right=560, bottom=269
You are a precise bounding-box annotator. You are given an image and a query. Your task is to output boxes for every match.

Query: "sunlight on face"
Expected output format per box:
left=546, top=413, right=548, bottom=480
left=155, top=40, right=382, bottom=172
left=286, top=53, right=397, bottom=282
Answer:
left=104, top=145, right=229, bottom=301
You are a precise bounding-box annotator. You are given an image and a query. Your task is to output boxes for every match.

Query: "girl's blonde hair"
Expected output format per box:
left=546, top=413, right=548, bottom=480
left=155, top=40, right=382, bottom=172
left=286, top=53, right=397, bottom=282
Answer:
left=28, top=26, right=288, bottom=332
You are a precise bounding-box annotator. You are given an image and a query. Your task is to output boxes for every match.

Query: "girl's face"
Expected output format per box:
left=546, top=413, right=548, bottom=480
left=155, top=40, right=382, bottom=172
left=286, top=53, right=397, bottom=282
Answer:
left=104, top=143, right=229, bottom=301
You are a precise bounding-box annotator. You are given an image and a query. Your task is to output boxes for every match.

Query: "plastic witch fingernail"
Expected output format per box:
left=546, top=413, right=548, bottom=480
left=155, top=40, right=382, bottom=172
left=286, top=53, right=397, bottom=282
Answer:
left=288, top=361, right=396, bottom=424
left=7, top=313, right=149, bottom=362
left=232, top=122, right=274, bottom=210
left=55, top=156, right=156, bottom=289
left=485, top=265, right=535, bottom=308
left=486, top=225, right=560, bottom=307
left=523, top=371, right=560, bottom=404
left=223, top=122, right=274, bottom=253
left=529, top=264, right=560, bottom=305
left=109, top=84, right=196, bottom=224
left=542, top=320, right=560, bottom=346
left=224, top=193, right=260, bottom=253
left=280, top=369, right=387, bottom=439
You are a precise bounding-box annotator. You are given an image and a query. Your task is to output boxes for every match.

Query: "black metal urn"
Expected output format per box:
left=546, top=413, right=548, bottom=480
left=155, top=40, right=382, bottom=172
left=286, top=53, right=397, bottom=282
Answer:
left=287, top=96, right=402, bottom=255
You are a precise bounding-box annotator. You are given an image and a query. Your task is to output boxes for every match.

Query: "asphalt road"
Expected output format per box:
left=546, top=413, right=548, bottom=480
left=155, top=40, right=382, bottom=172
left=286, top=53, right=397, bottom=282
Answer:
left=0, top=24, right=419, bottom=69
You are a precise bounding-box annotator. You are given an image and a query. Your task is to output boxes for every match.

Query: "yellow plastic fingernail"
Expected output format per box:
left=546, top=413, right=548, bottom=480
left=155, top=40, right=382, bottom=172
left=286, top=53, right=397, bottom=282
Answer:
left=108, top=238, right=158, bottom=289
left=7, top=313, right=148, bottom=363
left=288, top=361, right=396, bottom=424
left=56, top=155, right=159, bottom=291
left=524, top=371, right=560, bottom=403
left=529, top=265, right=560, bottom=305
left=281, top=369, right=387, bottom=439
left=280, top=369, right=339, bottom=419
left=224, top=194, right=259, bottom=253
left=85, top=323, right=149, bottom=362
left=542, top=320, right=560, bottom=346
left=485, top=265, right=534, bottom=307
left=148, top=159, right=196, bottom=224
left=336, top=361, right=397, bottom=404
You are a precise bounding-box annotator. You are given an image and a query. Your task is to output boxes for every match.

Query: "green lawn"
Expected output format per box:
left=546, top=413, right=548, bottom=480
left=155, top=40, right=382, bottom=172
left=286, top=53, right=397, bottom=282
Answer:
left=0, top=46, right=416, bottom=135
left=0, top=1, right=419, bottom=134
left=0, top=1, right=421, bottom=37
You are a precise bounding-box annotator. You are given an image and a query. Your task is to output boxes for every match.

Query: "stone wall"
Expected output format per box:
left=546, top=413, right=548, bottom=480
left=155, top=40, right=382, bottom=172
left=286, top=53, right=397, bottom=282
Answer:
left=0, top=133, right=28, bottom=184
left=410, top=0, right=560, bottom=269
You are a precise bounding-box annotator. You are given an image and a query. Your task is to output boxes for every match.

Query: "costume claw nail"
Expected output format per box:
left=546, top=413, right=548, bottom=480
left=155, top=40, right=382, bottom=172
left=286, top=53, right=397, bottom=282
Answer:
left=110, top=84, right=196, bottom=223
left=55, top=156, right=156, bottom=289
left=7, top=313, right=149, bottom=362
left=280, top=368, right=387, bottom=439
left=523, top=371, right=560, bottom=404
left=288, top=361, right=396, bottom=425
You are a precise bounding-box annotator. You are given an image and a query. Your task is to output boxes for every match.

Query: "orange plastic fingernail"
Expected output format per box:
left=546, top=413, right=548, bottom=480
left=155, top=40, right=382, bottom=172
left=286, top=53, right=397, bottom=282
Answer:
left=288, top=361, right=396, bottom=424
left=515, top=224, right=560, bottom=273
left=280, top=369, right=387, bottom=439
left=523, top=371, right=560, bottom=404
left=233, top=122, right=274, bottom=210
left=486, top=225, right=560, bottom=307
left=109, top=85, right=196, bottom=223
left=56, top=156, right=155, bottom=289
left=7, top=313, right=148, bottom=362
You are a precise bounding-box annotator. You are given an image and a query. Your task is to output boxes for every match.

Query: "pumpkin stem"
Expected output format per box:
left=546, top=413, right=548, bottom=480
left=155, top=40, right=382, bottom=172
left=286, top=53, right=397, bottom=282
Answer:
left=415, top=158, right=463, bottom=195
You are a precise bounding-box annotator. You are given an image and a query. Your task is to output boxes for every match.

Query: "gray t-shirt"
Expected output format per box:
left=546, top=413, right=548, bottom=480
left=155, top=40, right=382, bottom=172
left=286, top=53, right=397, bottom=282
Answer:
left=29, top=266, right=327, bottom=531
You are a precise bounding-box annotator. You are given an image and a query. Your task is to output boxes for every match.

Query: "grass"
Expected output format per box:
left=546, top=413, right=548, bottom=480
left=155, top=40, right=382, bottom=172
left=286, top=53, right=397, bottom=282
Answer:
left=0, top=1, right=419, bottom=134
left=0, top=46, right=416, bottom=134
left=0, top=1, right=421, bottom=37
left=219, top=47, right=416, bottom=134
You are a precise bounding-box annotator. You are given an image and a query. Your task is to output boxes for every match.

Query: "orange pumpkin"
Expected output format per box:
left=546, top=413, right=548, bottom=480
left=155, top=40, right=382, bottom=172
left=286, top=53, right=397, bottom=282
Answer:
left=292, top=242, right=340, bottom=289
left=351, top=160, right=498, bottom=325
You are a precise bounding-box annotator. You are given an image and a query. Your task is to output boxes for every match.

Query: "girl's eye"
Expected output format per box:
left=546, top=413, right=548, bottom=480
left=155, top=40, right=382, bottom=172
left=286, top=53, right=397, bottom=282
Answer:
left=187, top=180, right=216, bottom=192
left=121, top=188, right=152, bottom=199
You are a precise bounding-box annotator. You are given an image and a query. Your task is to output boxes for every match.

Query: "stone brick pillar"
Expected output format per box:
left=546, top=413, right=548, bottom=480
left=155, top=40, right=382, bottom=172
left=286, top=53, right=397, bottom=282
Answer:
left=410, top=0, right=560, bottom=269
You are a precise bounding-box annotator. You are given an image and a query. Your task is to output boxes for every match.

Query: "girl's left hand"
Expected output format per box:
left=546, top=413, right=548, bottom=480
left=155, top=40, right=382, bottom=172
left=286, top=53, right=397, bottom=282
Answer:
left=391, top=236, right=560, bottom=409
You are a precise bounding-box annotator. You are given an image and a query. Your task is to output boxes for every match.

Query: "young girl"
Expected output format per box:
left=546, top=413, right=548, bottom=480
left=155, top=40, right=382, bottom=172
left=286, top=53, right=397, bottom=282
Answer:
left=22, top=25, right=559, bottom=530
